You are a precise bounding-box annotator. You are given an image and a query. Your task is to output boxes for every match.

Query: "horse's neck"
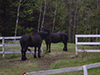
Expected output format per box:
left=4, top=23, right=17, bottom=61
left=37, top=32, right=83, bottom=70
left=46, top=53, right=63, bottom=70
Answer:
left=38, top=32, right=48, bottom=39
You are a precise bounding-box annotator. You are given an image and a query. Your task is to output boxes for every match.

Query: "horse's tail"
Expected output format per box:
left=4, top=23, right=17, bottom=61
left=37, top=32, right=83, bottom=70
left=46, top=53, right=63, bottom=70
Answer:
left=20, top=37, right=23, bottom=48
left=64, top=33, right=68, bottom=42
left=61, top=32, right=68, bottom=43
left=27, top=49, right=31, bottom=53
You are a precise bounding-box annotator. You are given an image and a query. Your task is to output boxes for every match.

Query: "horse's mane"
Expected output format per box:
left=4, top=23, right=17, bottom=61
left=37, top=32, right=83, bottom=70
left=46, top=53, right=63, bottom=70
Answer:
left=41, top=27, right=51, bottom=33
left=32, top=32, right=39, bottom=36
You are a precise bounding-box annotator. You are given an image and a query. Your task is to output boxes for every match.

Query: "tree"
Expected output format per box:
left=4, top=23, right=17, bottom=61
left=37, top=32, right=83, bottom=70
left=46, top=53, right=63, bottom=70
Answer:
left=0, top=0, right=100, bottom=43
left=73, top=0, right=78, bottom=42
left=37, top=0, right=42, bottom=32
left=41, top=0, right=46, bottom=29
left=68, top=0, right=72, bottom=43
left=52, top=0, right=57, bottom=32
left=14, top=0, right=22, bottom=37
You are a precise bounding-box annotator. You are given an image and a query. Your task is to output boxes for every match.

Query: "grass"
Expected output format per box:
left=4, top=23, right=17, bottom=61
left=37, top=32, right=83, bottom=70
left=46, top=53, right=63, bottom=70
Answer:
left=0, top=41, right=100, bottom=75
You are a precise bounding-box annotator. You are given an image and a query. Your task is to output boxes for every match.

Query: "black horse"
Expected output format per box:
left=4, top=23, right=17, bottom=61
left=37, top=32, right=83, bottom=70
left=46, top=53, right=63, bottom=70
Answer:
left=20, top=31, right=49, bottom=60
left=42, top=27, right=68, bottom=53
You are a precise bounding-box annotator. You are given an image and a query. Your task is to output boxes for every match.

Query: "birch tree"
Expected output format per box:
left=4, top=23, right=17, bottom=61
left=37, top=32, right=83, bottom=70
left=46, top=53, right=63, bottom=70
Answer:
left=73, top=0, right=78, bottom=42
left=52, top=0, right=57, bottom=32
left=96, top=0, right=99, bottom=34
left=41, top=0, right=46, bottom=30
left=96, top=0, right=99, bottom=41
left=68, top=1, right=72, bottom=43
left=37, top=0, right=42, bottom=32
left=14, top=0, right=22, bottom=37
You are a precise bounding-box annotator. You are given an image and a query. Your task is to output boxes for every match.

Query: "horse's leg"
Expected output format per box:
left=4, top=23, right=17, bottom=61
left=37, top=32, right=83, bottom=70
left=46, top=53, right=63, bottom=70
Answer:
left=62, top=35, right=68, bottom=51
left=63, top=43, right=67, bottom=51
left=24, top=49, right=27, bottom=59
left=48, top=43, right=51, bottom=53
left=21, top=47, right=27, bottom=60
left=21, top=47, right=24, bottom=60
left=38, top=46, right=41, bottom=58
left=28, top=48, right=31, bottom=53
left=45, top=40, right=51, bottom=53
left=45, top=41, right=48, bottom=51
left=34, top=47, right=37, bottom=58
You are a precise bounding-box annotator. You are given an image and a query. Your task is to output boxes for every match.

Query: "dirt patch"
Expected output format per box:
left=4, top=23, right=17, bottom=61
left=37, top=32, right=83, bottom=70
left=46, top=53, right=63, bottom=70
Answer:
left=0, top=55, right=77, bottom=70
left=33, top=57, right=58, bottom=69
left=30, top=55, right=77, bottom=70
left=0, top=58, right=22, bottom=69
left=49, top=51, right=73, bottom=56
left=0, top=51, right=79, bottom=71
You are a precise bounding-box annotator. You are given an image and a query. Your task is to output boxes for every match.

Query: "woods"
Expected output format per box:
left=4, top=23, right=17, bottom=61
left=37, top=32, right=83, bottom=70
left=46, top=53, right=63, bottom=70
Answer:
left=0, top=0, right=100, bottom=42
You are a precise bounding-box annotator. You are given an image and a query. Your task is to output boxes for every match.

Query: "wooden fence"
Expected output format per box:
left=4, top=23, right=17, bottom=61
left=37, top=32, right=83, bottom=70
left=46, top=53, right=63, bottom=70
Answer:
left=0, top=36, right=43, bottom=58
left=24, top=62, right=100, bottom=75
left=75, top=35, right=100, bottom=55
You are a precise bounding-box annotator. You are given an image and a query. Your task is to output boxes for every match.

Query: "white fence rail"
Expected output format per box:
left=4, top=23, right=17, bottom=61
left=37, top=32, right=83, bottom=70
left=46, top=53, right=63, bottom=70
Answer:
left=0, top=36, right=43, bottom=58
left=0, top=36, right=21, bottom=58
left=24, top=62, right=100, bottom=75
left=75, top=35, right=100, bottom=55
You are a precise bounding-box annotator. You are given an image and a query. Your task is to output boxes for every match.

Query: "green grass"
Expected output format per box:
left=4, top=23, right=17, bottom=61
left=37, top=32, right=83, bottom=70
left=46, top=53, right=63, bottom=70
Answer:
left=0, top=42, right=100, bottom=75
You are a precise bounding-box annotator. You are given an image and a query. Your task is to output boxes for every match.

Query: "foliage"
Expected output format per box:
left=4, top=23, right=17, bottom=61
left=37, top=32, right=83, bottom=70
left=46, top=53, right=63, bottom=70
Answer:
left=0, top=0, right=100, bottom=42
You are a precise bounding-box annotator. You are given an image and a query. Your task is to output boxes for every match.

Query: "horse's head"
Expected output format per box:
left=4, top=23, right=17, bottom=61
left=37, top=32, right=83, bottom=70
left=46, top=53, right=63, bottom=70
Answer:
left=41, top=27, right=51, bottom=33
left=38, top=31, right=50, bottom=40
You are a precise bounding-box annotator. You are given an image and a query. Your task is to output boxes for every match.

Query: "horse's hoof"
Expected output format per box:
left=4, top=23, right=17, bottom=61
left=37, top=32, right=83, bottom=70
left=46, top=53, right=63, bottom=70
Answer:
left=63, top=50, right=67, bottom=51
left=38, top=56, right=41, bottom=58
left=64, top=50, right=67, bottom=52
left=63, top=48, right=67, bottom=51
left=22, top=57, right=27, bottom=61
left=34, top=56, right=37, bottom=58
left=48, top=51, right=51, bottom=53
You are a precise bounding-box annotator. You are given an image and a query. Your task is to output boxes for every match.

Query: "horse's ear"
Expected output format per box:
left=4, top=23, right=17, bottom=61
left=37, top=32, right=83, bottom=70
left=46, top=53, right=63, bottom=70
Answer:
left=42, top=27, right=51, bottom=33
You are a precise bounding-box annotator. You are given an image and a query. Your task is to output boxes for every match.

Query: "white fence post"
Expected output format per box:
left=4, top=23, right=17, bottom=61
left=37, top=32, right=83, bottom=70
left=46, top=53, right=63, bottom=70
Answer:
left=25, top=62, right=100, bottom=75
left=75, top=35, right=78, bottom=55
left=83, top=65, right=88, bottom=75
left=41, top=44, right=43, bottom=54
left=2, top=37, right=5, bottom=58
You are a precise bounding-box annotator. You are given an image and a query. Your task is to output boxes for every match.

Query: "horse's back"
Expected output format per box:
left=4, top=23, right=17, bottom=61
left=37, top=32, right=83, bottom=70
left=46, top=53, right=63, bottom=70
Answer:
left=20, top=35, right=31, bottom=47
left=58, top=31, right=67, bottom=37
left=20, top=34, right=42, bottom=47
left=30, top=34, right=42, bottom=46
left=48, top=33, right=61, bottom=43
left=58, top=31, right=68, bottom=42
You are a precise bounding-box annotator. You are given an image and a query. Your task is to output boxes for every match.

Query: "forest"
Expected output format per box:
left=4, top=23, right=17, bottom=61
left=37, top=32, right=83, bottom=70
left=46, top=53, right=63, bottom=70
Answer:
left=0, top=0, right=100, bottom=42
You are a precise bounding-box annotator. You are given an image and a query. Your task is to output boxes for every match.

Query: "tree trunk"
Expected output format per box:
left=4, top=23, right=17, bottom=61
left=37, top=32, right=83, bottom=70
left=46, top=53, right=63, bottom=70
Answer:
left=14, top=0, right=22, bottom=37
left=37, top=0, right=42, bottom=32
left=97, top=0, right=99, bottom=8
left=90, top=27, right=93, bottom=42
left=41, top=0, right=46, bottom=30
left=52, top=0, right=57, bottom=32
left=73, top=0, right=77, bottom=43
left=96, top=0, right=99, bottom=41
left=68, top=1, right=72, bottom=43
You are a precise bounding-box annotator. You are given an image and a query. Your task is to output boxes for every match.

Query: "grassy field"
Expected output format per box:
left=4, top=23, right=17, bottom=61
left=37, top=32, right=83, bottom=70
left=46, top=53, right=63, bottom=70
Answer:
left=0, top=42, right=100, bottom=75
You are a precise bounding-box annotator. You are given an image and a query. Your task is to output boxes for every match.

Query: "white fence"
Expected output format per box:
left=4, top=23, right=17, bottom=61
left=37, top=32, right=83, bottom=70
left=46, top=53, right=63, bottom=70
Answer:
left=24, top=62, right=100, bottom=75
left=75, top=35, right=100, bottom=55
left=0, top=36, right=43, bottom=58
